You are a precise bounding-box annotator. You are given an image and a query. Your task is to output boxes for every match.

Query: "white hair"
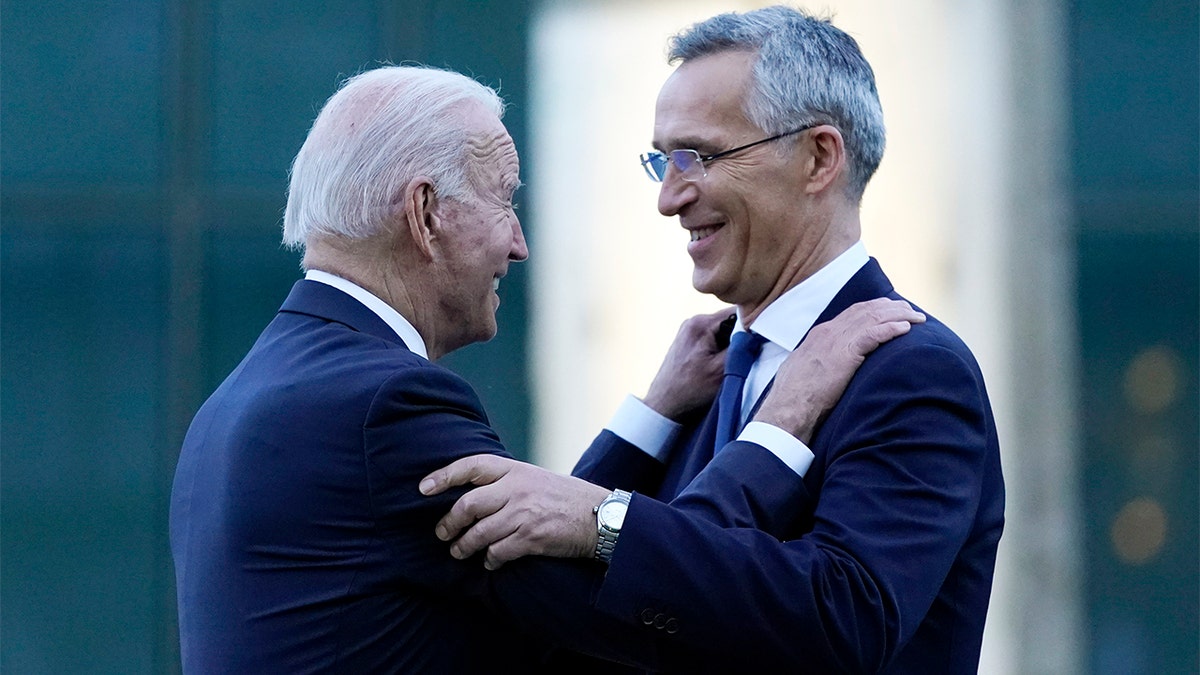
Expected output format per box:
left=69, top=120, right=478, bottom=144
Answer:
left=282, top=65, right=505, bottom=249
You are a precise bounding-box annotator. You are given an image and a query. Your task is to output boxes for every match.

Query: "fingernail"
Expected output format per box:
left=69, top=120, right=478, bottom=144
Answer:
left=450, top=545, right=463, bottom=559
left=419, top=478, right=435, bottom=494
left=435, top=524, right=448, bottom=541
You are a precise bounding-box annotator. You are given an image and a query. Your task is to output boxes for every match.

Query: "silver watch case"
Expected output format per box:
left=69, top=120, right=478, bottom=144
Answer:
left=593, top=489, right=632, bottom=563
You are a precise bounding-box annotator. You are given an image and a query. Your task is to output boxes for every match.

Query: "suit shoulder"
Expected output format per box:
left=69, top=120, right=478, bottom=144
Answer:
left=872, top=306, right=983, bottom=370
left=367, top=357, right=491, bottom=424
left=851, top=312, right=993, bottom=408
left=375, top=358, right=478, bottom=399
left=246, top=315, right=483, bottom=417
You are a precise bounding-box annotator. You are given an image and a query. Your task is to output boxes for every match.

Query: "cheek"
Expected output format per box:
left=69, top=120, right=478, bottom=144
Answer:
left=725, top=201, right=760, bottom=256
left=737, top=212, right=791, bottom=274
left=487, top=217, right=516, bottom=256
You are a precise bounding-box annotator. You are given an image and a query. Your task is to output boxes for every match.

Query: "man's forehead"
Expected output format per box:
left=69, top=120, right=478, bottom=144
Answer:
left=653, top=56, right=756, bottom=148
left=661, top=51, right=754, bottom=97
left=466, top=117, right=517, bottom=158
left=466, top=133, right=520, bottom=194
left=457, top=98, right=509, bottom=140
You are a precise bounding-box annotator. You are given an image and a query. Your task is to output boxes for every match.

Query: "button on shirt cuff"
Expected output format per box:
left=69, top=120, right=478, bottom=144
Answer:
left=738, top=421, right=815, bottom=477
left=606, top=395, right=682, bottom=463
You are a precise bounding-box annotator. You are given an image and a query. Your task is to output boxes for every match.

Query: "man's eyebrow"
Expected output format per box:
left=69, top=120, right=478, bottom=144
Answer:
left=507, top=178, right=524, bottom=192
left=654, top=135, right=717, bottom=152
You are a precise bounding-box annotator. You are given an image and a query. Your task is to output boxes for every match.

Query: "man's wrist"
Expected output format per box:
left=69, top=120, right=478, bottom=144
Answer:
left=752, top=403, right=819, bottom=445
left=641, top=389, right=681, bottom=421
left=593, top=489, right=632, bottom=564
left=606, top=396, right=680, bottom=462
left=737, top=421, right=816, bottom=478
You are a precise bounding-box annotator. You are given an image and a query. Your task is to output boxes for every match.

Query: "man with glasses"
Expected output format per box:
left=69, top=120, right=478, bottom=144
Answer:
left=427, top=5, right=1004, bottom=673
left=639, top=123, right=820, bottom=183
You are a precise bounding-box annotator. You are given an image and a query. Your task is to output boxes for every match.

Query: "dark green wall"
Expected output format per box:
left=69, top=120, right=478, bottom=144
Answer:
left=1, top=0, right=531, bottom=671
left=1071, top=0, right=1199, bottom=672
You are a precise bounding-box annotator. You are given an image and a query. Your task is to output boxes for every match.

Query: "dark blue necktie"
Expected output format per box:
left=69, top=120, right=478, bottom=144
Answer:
left=714, top=330, right=767, bottom=451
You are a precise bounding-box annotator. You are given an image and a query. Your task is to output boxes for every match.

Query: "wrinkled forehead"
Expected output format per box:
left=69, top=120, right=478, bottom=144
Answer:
left=461, top=101, right=520, bottom=184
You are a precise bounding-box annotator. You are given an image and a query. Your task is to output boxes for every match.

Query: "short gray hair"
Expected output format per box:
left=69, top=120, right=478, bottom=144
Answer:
left=668, top=5, right=885, bottom=201
left=282, top=65, right=505, bottom=248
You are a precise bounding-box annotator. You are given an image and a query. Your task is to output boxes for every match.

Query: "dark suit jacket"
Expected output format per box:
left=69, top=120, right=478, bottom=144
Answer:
left=572, top=259, right=1005, bottom=674
left=170, top=280, right=543, bottom=672
left=170, top=280, right=821, bottom=673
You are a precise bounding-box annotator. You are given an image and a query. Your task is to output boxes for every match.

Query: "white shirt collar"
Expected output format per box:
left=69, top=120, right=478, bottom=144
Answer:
left=734, top=241, right=870, bottom=351
left=304, top=269, right=430, bottom=360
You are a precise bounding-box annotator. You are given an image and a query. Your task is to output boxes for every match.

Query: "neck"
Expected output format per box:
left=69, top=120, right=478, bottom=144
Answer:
left=303, top=236, right=436, bottom=352
left=739, top=209, right=860, bottom=327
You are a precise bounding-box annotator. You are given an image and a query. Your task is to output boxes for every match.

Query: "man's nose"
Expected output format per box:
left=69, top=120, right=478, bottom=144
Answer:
left=657, top=172, right=698, bottom=217
left=509, top=217, right=529, bottom=261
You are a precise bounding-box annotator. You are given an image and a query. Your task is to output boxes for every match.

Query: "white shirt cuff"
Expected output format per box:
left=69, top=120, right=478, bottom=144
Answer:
left=737, top=421, right=815, bottom=477
left=604, top=395, right=682, bottom=463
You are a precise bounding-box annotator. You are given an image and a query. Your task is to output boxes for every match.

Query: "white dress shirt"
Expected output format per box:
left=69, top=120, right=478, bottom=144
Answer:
left=606, top=242, right=870, bottom=477
left=304, top=270, right=430, bottom=360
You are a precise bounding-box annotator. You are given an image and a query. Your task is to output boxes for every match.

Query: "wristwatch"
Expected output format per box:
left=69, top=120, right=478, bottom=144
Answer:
left=593, top=489, right=632, bottom=564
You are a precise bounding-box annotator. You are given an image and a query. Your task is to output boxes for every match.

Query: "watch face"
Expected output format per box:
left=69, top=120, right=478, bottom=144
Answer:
left=599, top=500, right=627, bottom=530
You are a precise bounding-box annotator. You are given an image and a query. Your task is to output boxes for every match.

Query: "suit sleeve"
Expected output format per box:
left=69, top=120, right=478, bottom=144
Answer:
left=360, top=363, right=668, bottom=669
left=357, top=363, right=808, bottom=671
left=361, top=363, right=517, bottom=594
left=667, top=440, right=814, bottom=533
left=572, top=429, right=667, bottom=493
left=585, top=340, right=995, bottom=673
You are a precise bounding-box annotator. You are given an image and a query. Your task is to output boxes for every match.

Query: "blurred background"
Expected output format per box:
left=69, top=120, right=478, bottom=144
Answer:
left=1, top=0, right=1195, bottom=672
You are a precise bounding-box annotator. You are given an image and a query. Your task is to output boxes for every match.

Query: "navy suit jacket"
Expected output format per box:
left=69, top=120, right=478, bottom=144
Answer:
left=171, top=280, right=829, bottom=673
left=572, top=259, right=1005, bottom=674
left=171, top=280, right=544, bottom=672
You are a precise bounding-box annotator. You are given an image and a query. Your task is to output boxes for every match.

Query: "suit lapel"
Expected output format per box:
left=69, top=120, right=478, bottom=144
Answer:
left=657, top=405, right=722, bottom=500
left=665, top=260, right=897, bottom=498
left=743, top=258, right=897, bottom=422
left=808, top=258, right=897, bottom=336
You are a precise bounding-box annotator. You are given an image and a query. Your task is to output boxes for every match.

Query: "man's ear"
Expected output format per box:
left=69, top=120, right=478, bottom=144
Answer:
left=802, top=125, right=847, bottom=195
left=401, top=176, right=439, bottom=260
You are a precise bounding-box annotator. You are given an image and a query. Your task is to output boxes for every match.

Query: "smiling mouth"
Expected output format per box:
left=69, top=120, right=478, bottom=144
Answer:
left=690, top=225, right=721, bottom=242
left=492, top=276, right=501, bottom=291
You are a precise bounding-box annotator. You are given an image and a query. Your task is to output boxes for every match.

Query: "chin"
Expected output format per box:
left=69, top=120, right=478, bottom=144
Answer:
left=691, top=270, right=728, bottom=300
left=478, top=320, right=499, bottom=343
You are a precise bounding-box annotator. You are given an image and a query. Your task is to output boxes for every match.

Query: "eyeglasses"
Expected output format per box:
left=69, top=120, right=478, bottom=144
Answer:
left=639, top=123, right=819, bottom=183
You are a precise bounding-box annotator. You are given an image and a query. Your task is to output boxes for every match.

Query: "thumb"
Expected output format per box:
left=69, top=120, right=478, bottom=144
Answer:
left=420, top=454, right=510, bottom=496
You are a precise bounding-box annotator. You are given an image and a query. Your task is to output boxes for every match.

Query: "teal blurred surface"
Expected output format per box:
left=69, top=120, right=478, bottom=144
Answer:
left=1, top=0, right=1195, bottom=672
left=2, top=1, right=531, bottom=671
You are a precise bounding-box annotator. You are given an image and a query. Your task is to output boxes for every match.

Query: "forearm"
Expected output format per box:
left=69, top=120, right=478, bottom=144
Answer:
left=572, top=428, right=668, bottom=494
left=482, top=557, right=668, bottom=670
left=668, top=440, right=812, bottom=534
left=593, top=495, right=896, bottom=673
